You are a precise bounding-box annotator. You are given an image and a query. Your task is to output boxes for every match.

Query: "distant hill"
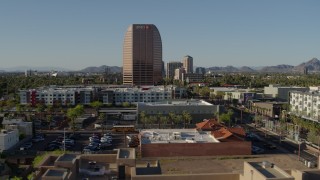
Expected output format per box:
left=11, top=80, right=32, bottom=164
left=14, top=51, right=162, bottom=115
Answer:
left=239, top=66, right=255, bottom=72
left=0, top=66, right=71, bottom=72
left=206, top=58, right=320, bottom=73
left=259, top=64, right=294, bottom=72
left=207, top=66, right=239, bottom=72
left=79, top=65, right=122, bottom=73
left=293, top=58, right=320, bottom=72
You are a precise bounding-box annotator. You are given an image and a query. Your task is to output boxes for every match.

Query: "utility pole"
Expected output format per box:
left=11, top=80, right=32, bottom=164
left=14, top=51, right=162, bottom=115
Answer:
left=298, top=141, right=301, bottom=161
left=64, top=128, right=66, bottom=152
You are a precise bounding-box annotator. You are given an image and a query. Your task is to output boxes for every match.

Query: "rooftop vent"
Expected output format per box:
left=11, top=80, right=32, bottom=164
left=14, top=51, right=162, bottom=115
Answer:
left=262, top=161, right=273, bottom=168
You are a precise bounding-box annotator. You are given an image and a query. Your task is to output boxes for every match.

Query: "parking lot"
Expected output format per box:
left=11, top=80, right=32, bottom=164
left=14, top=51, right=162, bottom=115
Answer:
left=16, top=131, right=133, bottom=154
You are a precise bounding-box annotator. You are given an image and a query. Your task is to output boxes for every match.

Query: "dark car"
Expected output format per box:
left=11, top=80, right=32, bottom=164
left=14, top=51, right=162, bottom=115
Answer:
left=263, top=143, right=277, bottom=150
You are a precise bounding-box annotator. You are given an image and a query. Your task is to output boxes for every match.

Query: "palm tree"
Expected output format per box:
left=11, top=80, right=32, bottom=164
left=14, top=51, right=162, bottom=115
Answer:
left=98, top=113, right=106, bottom=133
left=160, top=116, right=169, bottom=129
left=174, top=115, right=183, bottom=128
left=139, top=111, right=148, bottom=129
left=168, top=112, right=176, bottom=129
left=148, top=116, right=157, bottom=128
left=156, top=113, right=162, bottom=129
left=46, top=114, right=53, bottom=130
left=182, top=111, right=192, bottom=128
left=67, top=108, right=78, bottom=133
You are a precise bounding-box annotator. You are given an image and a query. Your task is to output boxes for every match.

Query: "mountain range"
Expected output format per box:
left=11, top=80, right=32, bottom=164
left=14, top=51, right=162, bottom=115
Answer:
left=78, top=65, right=122, bottom=73
left=1, top=58, right=320, bottom=73
left=206, top=58, right=320, bottom=73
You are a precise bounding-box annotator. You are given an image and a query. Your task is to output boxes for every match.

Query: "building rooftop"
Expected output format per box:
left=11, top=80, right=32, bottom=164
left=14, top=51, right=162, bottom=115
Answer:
left=43, top=169, right=68, bottom=178
left=119, top=148, right=135, bottom=159
left=140, top=129, right=219, bottom=144
left=140, top=99, right=212, bottom=106
left=56, top=154, right=77, bottom=162
left=248, top=161, right=292, bottom=179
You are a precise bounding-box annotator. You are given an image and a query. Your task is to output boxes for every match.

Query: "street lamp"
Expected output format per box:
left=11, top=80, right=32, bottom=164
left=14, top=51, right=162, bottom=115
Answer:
left=298, top=141, right=301, bottom=161
left=63, top=128, right=66, bottom=152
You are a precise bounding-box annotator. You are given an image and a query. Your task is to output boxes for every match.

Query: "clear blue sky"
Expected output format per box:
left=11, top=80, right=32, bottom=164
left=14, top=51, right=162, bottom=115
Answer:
left=1, top=0, right=320, bottom=70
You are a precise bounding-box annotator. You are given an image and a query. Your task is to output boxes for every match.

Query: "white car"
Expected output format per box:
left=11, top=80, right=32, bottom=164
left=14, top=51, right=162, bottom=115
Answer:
left=100, top=138, right=112, bottom=143
left=101, top=136, right=112, bottom=140
left=62, top=139, right=74, bottom=144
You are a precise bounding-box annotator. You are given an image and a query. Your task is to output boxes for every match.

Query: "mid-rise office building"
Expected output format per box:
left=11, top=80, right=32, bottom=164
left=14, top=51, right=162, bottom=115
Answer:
left=123, top=24, right=162, bottom=86
left=166, top=61, right=183, bottom=79
left=174, top=67, right=185, bottom=80
left=182, top=55, right=193, bottom=73
left=182, top=73, right=204, bottom=83
left=195, top=67, right=206, bottom=74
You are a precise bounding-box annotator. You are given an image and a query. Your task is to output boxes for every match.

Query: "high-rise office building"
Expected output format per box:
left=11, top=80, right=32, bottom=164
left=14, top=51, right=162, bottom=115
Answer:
left=182, top=55, right=193, bottom=73
left=123, top=24, right=162, bottom=86
left=166, top=61, right=183, bottom=79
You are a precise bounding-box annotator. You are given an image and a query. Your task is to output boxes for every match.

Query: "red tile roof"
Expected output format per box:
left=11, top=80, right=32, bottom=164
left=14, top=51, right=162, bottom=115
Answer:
left=228, top=127, right=246, bottom=138
left=196, top=119, right=224, bottom=131
left=196, top=119, right=246, bottom=141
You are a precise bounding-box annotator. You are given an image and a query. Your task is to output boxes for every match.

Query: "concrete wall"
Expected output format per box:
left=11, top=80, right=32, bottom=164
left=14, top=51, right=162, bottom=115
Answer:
left=141, top=141, right=251, bottom=157
left=131, top=173, right=239, bottom=180
left=80, top=154, right=117, bottom=163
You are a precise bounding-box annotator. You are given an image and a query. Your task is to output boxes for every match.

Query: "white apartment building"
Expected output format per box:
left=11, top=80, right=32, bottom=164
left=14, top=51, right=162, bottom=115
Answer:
left=289, top=91, right=320, bottom=123
left=20, top=87, right=95, bottom=106
left=112, top=86, right=172, bottom=105
left=0, top=129, right=19, bottom=152
left=36, top=88, right=76, bottom=106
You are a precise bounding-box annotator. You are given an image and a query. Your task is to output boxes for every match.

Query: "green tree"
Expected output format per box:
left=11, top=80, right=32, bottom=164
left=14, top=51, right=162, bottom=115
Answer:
left=122, top=102, right=130, bottom=107
left=168, top=112, right=176, bottom=129
left=90, top=101, right=103, bottom=116
left=139, top=111, right=148, bottom=129
left=46, top=114, right=53, bottom=130
left=160, top=116, right=169, bottom=129
left=67, top=105, right=84, bottom=133
left=156, top=113, right=162, bottom=129
left=182, top=111, right=192, bottom=128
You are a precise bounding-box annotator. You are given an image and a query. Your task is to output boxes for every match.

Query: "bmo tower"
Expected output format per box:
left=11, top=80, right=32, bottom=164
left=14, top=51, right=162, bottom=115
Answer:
left=123, top=24, right=163, bottom=86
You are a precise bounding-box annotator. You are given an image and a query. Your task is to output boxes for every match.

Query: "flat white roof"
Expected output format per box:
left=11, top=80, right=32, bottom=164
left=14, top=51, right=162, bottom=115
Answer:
left=140, top=129, right=219, bottom=144
left=141, top=100, right=212, bottom=106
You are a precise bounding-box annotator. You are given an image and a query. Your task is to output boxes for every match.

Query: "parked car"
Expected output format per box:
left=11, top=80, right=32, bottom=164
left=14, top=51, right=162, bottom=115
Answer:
left=45, top=144, right=60, bottom=151
left=100, top=142, right=112, bottom=148
left=83, top=145, right=100, bottom=151
left=32, top=136, right=44, bottom=142
left=101, top=136, right=112, bottom=140
left=89, top=136, right=100, bottom=141
left=252, top=146, right=265, bottom=154
left=20, top=143, right=33, bottom=150
left=62, top=139, right=74, bottom=145
left=263, top=143, right=277, bottom=150
left=100, top=138, right=112, bottom=143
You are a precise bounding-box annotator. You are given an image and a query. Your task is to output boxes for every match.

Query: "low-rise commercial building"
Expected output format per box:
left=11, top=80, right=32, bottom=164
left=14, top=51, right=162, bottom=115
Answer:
left=2, top=118, right=33, bottom=136
left=139, top=128, right=250, bottom=158
left=137, top=99, right=223, bottom=123
left=0, top=129, right=19, bottom=152
left=264, top=84, right=308, bottom=101
left=34, top=148, right=136, bottom=180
